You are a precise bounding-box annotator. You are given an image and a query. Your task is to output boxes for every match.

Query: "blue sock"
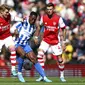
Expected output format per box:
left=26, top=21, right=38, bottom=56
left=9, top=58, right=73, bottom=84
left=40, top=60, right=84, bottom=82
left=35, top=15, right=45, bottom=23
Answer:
left=34, top=62, right=45, bottom=77
left=17, top=57, right=24, bottom=72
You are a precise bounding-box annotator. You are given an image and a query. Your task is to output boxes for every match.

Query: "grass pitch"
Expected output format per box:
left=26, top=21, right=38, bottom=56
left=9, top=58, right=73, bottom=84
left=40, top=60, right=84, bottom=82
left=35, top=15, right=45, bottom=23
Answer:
left=0, top=77, right=85, bottom=85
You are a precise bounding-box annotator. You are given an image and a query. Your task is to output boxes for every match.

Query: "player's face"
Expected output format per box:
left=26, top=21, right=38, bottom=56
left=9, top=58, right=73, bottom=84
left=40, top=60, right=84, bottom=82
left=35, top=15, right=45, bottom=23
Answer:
left=2, top=9, right=10, bottom=19
left=29, top=15, right=37, bottom=25
left=46, top=6, right=54, bottom=16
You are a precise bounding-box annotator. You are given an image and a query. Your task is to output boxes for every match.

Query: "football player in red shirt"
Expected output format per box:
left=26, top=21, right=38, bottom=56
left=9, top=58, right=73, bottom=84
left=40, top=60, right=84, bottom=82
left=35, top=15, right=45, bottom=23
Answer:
left=36, top=3, right=66, bottom=82
left=0, top=5, right=17, bottom=76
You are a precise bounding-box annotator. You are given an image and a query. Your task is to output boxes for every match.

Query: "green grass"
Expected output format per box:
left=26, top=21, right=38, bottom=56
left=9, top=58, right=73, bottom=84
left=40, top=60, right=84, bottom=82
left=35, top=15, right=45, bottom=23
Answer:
left=0, top=77, right=85, bottom=85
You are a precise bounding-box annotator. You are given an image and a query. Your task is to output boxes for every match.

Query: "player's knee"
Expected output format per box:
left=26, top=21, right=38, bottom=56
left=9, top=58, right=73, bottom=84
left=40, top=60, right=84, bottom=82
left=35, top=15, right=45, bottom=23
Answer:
left=58, top=56, right=63, bottom=64
left=16, top=52, right=26, bottom=58
left=9, top=46, right=15, bottom=52
left=16, top=46, right=26, bottom=58
left=58, top=60, right=63, bottom=64
left=29, top=56, right=37, bottom=64
left=26, top=53, right=37, bottom=64
left=37, top=49, right=44, bottom=58
left=21, top=53, right=26, bottom=58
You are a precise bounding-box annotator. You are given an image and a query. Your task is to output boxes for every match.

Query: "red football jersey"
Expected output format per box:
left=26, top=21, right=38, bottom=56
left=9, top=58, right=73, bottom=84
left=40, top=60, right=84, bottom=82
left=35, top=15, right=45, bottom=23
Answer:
left=0, top=16, right=11, bottom=39
left=41, top=13, right=65, bottom=45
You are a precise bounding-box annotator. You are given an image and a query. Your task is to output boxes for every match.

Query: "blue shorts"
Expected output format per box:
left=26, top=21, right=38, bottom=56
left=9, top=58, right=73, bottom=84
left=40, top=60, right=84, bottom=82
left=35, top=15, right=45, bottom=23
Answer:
left=15, top=44, right=32, bottom=53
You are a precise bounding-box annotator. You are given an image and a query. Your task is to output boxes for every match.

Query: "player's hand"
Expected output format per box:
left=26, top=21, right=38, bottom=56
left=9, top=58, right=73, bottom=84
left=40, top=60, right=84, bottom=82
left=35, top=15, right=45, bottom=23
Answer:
left=33, top=38, right=39, bottom=45
left=62, top=41, right=66, bottom=52
left=33, top=36, right=39, bottom=45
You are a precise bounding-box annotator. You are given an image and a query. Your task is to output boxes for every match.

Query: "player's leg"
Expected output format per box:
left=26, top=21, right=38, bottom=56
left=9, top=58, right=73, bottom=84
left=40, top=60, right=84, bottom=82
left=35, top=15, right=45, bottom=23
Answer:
left=17, top=56, right=25, bottom=82
left=0, top=40, right=4, bottom=53
left=9, top=46, right=17, bottom=76
left=36, top=41, right=52, bottom=82
left=36, top=55, right=46, bottom=81
left=16, top=45, right=32, bottom=83
left=5, top=36, right=17, bottom=76
left=52, top=54, right=66, bottom=82
left=16, top=44, right=52, bottom=82
left=37, top=41, right=49, bottom=70
left=25, top=44, right=52, bottom=82
left=0, top=40, right=5, bottom=66
left=15, top=45, right=27, bottom=82
left=57, top=55, right=66, bottom=82
left=51, top=43, right=66, bottom=82
left=26, top=51, right=52, bottom=82
left=36, top=41, right=47, bottom=82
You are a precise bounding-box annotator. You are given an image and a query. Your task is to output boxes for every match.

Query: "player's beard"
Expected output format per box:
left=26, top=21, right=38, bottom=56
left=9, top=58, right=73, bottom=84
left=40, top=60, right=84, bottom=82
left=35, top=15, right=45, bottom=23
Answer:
left=47, top=12, right=54, bottom=18
left=48, top=14, right=52, bottom=18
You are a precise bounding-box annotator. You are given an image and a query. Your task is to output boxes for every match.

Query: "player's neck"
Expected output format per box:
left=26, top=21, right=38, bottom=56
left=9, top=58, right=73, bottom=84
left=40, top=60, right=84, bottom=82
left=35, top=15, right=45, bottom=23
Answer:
left=0, top=14, right=4, bottom=19
left=0, top=14, right=2, bottom=18
left=47, top=13, right=54, bottom=19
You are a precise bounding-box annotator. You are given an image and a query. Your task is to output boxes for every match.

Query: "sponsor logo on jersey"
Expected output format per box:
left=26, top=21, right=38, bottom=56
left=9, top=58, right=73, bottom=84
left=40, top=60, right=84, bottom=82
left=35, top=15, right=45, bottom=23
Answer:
left=2, top=24, right=10, bottom=31
left=46, top=26, right=56, bottom=31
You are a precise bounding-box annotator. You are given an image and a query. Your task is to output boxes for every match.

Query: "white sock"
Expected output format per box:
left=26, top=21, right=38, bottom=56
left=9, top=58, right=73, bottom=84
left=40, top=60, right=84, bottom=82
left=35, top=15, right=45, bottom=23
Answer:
left=18, top=72, right=22, bottom=74
left=11, top=66, right=16, bottom=71
left=60, top=71, right=64, bottom=78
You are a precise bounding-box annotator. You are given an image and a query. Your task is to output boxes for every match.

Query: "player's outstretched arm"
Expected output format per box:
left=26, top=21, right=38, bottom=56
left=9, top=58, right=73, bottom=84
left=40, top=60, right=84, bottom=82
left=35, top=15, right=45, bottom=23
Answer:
left=33, top=20, right=41, bottom=45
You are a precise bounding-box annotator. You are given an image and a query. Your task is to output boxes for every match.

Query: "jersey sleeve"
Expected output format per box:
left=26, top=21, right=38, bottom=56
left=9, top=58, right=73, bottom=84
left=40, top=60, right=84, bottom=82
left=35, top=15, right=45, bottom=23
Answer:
left=58, top=17, right=66, bottom=28
left=10, top=22, right=22, bottom=33
left=40, top=16, right=43, bottom=25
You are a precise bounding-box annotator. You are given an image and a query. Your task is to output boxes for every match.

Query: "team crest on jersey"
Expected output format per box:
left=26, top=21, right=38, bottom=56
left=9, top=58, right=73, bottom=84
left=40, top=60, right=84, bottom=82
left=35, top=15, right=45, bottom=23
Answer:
left=0, top=23, right=3, bottom=25
left=45, top=22, right=47, bottom=25
left=53, top=22, right=56, bottom=25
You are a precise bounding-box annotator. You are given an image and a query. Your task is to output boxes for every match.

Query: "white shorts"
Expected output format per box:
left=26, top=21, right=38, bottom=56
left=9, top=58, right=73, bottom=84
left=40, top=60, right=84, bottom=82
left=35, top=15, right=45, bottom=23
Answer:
left=39, top=40, right=63, bottom=56
left=0, top=36, right=15, bottom=52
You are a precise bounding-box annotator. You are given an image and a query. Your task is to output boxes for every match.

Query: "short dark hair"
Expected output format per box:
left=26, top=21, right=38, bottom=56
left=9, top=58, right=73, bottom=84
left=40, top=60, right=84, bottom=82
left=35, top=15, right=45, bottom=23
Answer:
left=46, top=3, right=54, bottom=8
left=30, top=11, right=37, bottom=17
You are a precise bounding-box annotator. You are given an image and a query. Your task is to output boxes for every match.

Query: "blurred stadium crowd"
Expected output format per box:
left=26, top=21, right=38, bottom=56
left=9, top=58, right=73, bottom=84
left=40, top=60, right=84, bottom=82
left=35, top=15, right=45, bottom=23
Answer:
left=0, top=0, right=85, bottom=67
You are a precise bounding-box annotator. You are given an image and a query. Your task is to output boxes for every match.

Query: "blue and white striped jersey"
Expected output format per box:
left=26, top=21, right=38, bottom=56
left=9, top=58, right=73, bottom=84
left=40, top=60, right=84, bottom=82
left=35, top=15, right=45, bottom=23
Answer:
left=11, top=17, right=36, bottom=45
